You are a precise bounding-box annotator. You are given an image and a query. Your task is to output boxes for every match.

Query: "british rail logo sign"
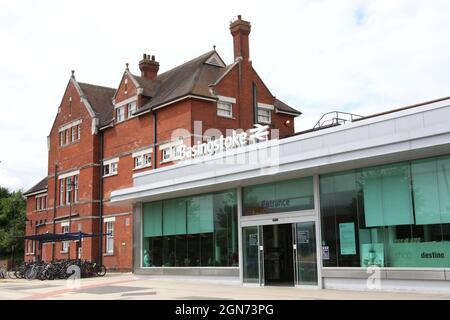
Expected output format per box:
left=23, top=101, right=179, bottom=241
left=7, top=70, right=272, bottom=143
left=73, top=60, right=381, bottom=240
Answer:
left=178, top=124, right=270, bottom=160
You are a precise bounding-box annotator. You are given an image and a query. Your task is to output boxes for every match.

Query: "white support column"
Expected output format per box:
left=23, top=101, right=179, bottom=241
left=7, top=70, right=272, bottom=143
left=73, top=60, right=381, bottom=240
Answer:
left=313, top=173, right=324, bottom=289
left=237, top=186, right=244, bottom=284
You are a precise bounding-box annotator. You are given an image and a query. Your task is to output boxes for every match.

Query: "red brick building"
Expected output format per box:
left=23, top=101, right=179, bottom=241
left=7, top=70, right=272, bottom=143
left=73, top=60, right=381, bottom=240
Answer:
left=23, top=16, right=301, bottom=271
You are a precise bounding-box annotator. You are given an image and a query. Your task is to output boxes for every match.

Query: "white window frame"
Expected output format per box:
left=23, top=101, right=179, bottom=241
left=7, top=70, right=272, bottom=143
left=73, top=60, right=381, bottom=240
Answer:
left=59, top=120, right=82, bottom=146
left=258, top=108, right=272, bottom=124
left=105, top=221, right=114, bottom=254
left=65, top=177, right=73, bottom=205
left=116, top=106, right=126, bottom=123
left=217, top=101, right=233, bottom=118
left=74, top=175, right=78, bottom=203
left=173, top=145, right=183, bottom=160
left=36, top=194, right=47, bottom=211
left=160, top=140, right=184, bottom=163
left=127, top=101, right=137, bottom=118
left=71, top=126, right=76, bottom=142
left=59, top=179, right=64, bottom=206
left=163, top=148, right=171, bottom=161
left=144, top=153, right=152, bottom=166
left=103, top=158, right=119, bottom=177
left=133, top=148, right=153, bottom=169
left=36, top=197, right=41, bottom=211
left=27, top=240, right=35, bottom=255
left=134, top=156, right=144, bottom=168
left=257, top=103, right=274, bottom=124
left=62, top=225, right=69, bottom=252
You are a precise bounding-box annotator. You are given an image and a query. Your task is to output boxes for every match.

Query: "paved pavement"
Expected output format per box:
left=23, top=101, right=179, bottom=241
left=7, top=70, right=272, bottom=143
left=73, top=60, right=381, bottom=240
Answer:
left=1, top=273, right=450, bottom=300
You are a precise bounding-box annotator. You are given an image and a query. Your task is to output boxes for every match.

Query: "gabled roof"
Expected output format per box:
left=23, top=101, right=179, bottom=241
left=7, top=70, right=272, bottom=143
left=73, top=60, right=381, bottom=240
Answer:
left=135, top=51, right=229, bottom=113
left=24, top=177, right=48, bottom=196
left=74, top=50, right=300, bottom=125
left=78, top=82, right=116, bottom=126
left=275, top=99, right=302, bottom=115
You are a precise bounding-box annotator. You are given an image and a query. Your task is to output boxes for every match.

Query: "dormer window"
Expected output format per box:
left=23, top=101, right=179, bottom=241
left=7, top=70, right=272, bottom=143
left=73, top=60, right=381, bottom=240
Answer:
left=116, top=106, right=125, bottom=122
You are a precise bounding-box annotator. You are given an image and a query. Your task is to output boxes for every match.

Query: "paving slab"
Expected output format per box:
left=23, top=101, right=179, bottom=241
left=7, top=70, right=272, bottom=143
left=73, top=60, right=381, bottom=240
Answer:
left=1, top=274, right=449, bottom=300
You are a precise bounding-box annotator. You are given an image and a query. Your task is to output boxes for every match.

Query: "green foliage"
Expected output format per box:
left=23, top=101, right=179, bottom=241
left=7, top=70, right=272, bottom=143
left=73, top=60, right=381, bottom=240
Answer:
left=0, top=187, right=26, bottom=261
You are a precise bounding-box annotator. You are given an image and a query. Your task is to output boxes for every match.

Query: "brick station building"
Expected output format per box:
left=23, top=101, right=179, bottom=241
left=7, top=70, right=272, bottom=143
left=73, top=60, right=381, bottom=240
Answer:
left=23, top=16, right=301, bottom=271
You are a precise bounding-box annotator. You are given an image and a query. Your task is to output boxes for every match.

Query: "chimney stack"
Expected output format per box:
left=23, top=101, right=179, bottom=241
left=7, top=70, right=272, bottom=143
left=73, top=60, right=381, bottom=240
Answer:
left=139, top=53, right=159, bottom=80
left=230, top=15, right=251, bottom=61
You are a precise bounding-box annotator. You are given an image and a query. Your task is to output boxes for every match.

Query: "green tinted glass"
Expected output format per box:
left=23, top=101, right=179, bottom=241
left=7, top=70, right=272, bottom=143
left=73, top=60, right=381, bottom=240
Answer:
left=243, top=176, right=314, bottom=215
left=360, top=163, right=413, bottom=227
left=412, top=159, right=441, bottom=224
left=412, top=156, right=450, bottom=224
left=163, top=198, right=187, bottom=235
left=187, top=194, right=214, bottom=234
left=143, top=201, right=162, bottom=237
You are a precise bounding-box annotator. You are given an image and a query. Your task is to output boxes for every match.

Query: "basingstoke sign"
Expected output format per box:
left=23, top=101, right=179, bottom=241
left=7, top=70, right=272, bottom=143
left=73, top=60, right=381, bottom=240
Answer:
left=178, top=124, right=270, bottom=160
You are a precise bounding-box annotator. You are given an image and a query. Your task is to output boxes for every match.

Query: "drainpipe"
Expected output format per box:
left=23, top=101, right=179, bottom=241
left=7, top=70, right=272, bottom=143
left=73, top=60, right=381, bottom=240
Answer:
left=153, top=111, right=157, bottom=169
left=252, top=82, right=258, bottom=125
left=98, top=131, right=104, bottom=265
left=52, top=163, right=58, bottom=261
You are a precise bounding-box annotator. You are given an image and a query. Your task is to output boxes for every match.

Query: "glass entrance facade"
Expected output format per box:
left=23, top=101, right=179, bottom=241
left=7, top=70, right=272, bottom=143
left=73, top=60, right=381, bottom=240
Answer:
left=320, top=154, right=450, bottom=268
left=242, top=222, right=318, bottom=287
left=142, top=189, right=238, bottom=267
left=243, top=176, right=314, bottom=216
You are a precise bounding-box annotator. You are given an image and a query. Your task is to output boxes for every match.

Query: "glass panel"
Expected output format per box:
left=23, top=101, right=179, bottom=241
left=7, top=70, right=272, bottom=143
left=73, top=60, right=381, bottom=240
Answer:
left=319, top=175, right=338, bottom=267
left=360, top=164, right=413, bottom=227
left=213, top=191, right=238, bottom=266
left=187, top=234, right=200, bottom=266
left=187, top=194, right=214, bottom=234
left=320, top=154, right=450, bottom=268
left=296, top=222, right=318, bottom=286
left=243, top=177, right=314, bottom=216
left=143, top=202, right=162, bottom=237
left=200, top=233, right=214, bottom=266
left=142, top=189, right=238, bottom=267
left=437, top=156, right=450, bottom=223
left=163, top=199, right=187, bottom=236
left=151, top=237, right=162, bottom=267
left=263, top=224, right=295, bottom=286
left=162, top=236, right=175, bottom=266
left=411, top=159, right=441, bottom=224
left=175, top=235, right=188, bottom=266
left=243, top=226, right=260, bottom=284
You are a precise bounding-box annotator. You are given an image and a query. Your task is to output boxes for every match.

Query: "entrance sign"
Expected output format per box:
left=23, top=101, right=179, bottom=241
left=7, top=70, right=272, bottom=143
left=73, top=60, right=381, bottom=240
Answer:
left=339, top=222, right=356, bottom=255
left=178, top=124, right=269, bottom=160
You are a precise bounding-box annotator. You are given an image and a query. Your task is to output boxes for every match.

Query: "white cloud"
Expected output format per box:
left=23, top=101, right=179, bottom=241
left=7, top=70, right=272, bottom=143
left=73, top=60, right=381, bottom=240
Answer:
left=1, top=0, right=450, bottom=191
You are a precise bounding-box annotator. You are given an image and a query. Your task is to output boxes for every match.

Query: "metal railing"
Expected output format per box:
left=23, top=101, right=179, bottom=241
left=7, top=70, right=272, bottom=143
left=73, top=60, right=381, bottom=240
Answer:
left=313, top=111, right=363, bottom=130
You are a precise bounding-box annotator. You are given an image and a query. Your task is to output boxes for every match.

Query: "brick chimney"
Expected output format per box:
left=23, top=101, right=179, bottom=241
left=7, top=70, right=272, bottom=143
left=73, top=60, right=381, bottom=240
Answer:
left=230, top=15, right=251, bottom=61
left=139, top=54, right=159, bottom=80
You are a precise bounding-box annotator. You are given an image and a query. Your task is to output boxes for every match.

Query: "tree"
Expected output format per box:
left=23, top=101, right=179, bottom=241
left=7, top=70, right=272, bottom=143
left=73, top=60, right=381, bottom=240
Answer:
left=0, top=187, right=26, bottom=262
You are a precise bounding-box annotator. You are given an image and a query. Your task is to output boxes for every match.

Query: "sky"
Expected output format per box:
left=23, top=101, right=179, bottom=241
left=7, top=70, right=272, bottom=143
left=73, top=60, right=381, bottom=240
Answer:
left=1, top=0, right=450, bottom=192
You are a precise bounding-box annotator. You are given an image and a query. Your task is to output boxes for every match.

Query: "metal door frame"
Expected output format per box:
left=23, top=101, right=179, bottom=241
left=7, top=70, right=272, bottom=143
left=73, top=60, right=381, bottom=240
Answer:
left=293, top=220, right=321, bottom=289
left=239, top=174, right=323, bottom=289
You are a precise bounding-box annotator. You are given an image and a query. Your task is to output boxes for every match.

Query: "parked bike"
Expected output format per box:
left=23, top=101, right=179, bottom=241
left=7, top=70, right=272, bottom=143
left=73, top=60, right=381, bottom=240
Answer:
left=11, top=259, right=107, bottom=280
